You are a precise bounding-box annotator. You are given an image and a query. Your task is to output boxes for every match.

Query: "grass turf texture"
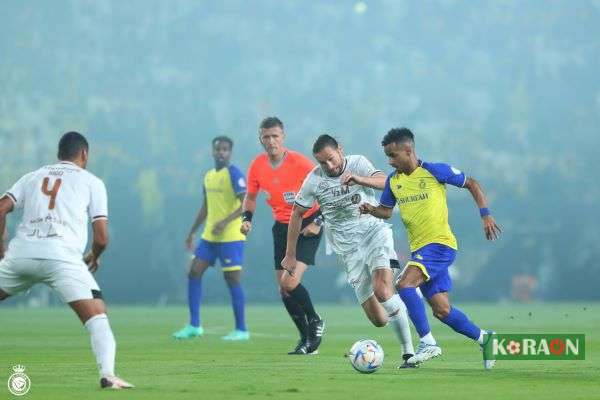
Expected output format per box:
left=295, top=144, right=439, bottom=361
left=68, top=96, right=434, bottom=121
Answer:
left=1, top=303, right=599, bottom=400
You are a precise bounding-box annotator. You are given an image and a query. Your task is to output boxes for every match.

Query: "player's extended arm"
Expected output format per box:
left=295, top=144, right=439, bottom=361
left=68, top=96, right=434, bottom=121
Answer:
left=85, top=219, right=109, bottom=273
left=342, top=172, right=387, bottom=190
left=359, top=203, right=393, bottom=220
left=0, top=195, right=15, bottom=259
left=240, top=192, right=257, bottom=235
left=463, top=177, right=501, bottom=240
left=280, top=204, right=309, bottom=275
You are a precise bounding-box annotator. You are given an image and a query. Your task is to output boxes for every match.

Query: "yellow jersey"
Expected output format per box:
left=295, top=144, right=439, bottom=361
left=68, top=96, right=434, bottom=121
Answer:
left=379, top=160, right=466, bottom=252
left=201, top=164, right=246, bottom=243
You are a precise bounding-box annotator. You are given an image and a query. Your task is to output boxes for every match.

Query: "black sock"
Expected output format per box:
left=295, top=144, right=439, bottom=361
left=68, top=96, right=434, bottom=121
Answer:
left=288, top=284, right=320, bottom=322
left=281, top=295, right=308, bottom=341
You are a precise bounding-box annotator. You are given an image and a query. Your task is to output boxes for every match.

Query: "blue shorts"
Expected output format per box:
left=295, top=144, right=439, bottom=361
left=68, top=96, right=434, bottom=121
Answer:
left=406, top=243, right=456, bottom=299
left=194, top=239, right=244, bottom=271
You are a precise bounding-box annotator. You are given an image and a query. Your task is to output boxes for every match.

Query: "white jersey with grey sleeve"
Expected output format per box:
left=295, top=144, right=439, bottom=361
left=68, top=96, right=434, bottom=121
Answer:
left=295, top=155, right=387, bottom=255
left=3, top=161, right=108, bottom=264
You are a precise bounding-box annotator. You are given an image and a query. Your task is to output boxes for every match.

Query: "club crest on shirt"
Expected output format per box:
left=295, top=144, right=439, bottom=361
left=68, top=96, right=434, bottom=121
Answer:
left=419, top=179, right=426, bottom=189
left=351, top=193, right=361, bottom=204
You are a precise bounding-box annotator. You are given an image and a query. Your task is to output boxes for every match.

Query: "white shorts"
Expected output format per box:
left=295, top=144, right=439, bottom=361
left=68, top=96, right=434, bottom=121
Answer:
left=0, top=258, right=101, bottom=303
left=340, top=224, right=397, bottom=304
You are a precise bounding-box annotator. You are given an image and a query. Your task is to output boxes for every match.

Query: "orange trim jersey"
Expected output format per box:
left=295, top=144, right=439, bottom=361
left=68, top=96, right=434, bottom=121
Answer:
left=247, top=150, right=319, bottom=223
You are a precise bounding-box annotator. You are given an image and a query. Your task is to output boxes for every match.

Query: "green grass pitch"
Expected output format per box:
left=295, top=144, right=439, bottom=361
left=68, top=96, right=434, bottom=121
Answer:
left=1, top=303, right=599, bottom=399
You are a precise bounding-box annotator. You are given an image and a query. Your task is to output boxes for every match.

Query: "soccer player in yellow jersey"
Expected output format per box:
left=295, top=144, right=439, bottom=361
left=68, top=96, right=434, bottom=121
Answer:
left=173, top=136, right=249, bottom=341
left=360, top=128, right=501, bottom=369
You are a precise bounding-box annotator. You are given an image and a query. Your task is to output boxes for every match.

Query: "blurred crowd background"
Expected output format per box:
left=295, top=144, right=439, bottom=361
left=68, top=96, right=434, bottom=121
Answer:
left=1, top=0, right=598, bottom=304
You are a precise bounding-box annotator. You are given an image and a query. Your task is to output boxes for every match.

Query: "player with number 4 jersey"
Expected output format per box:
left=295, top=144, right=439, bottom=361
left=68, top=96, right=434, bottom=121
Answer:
left=0, top=132, right=133, bottom=389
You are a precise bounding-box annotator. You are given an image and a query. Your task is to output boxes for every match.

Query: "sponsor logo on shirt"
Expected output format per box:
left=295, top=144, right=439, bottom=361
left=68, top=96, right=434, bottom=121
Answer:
left=330, top=185, right=350, bottom=197
left=397, top=193, right=429, bottom=205
left=283, top=191, right=296, bottom=204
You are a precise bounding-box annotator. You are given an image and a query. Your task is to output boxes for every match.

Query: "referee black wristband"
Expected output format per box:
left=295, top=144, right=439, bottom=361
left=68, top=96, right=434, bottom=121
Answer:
left=242, top=210, right=253, bottom=222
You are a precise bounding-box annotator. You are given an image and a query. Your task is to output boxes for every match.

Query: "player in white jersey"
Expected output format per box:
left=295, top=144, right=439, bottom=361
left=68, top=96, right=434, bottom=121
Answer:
left=281, top=134, right=416, bottom=367
left=0, top=132, right=133, bottom=389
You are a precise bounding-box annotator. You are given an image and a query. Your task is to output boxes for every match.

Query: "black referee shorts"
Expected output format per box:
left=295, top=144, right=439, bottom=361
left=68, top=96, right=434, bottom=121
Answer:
left=272, top=213, right=322, bottom=270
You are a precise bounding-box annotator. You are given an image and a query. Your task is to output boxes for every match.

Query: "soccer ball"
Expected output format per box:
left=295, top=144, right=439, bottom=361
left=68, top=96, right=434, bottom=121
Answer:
left=348, top=339, right=384, bottom=373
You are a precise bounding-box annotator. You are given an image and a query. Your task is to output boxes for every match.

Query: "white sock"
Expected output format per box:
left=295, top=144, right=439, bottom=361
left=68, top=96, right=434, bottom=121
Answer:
left=420, top=332, right=437, bottom=345
left=85, top=313, right=116, bottom=378
left=380, top=295, right=415, bottom=355
left=477, top=330, right=485, bottom=345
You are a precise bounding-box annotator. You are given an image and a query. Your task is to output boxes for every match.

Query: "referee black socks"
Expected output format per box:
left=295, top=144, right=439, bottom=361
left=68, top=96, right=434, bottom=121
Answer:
left=281, top=294, right=309, bottom=340
left=288, top=284, right=320, bottom=323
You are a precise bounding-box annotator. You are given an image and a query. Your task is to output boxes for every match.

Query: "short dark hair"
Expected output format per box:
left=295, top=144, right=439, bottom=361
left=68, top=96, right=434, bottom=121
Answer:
left=58, top=131, right=89, bottom=160
left=381, top=128, right=414, bottom=147
left=313, top=134, right=339, bottom=154
left=212, top=135, right=233, bottom=149
left=259, top=117, right=284, bottom=131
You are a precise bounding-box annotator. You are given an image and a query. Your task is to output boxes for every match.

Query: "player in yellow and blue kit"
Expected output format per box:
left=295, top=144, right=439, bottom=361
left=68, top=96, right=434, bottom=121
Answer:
left=360, top=128, right=501, bottom=369
left=173, top=136, right=249, bottom=341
